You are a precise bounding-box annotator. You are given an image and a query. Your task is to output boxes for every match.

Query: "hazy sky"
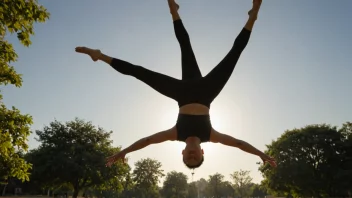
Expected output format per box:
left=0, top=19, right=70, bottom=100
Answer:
left=3, top=0, right=352, bottom=184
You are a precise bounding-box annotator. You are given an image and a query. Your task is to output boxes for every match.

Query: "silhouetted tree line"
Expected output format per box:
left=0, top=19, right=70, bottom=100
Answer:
left=1, top=118, right=352, bottom=198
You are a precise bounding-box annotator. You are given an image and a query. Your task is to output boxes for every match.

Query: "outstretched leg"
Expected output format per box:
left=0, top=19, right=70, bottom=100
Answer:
left=168, top=0, right=202, bottom=80
left=75, top=47, right=183, bottom=101
left=203, top=0, right=262, bottom=102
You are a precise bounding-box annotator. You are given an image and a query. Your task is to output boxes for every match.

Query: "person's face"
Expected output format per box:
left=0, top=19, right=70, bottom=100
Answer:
left=182, top=142, right=204, bottom=167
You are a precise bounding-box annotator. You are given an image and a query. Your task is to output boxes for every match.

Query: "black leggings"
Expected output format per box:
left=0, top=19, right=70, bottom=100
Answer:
left=110, top=19, right=251, bottom=108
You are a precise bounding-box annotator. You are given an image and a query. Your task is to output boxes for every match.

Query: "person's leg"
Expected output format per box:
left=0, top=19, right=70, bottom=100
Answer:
left=75, top=47, right=183, bottom=101
left=203, top=0, right=261, bottom=103
left=168, top=0, right=202, bottom=80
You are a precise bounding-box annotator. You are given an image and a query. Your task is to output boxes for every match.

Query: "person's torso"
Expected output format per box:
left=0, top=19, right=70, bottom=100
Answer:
left=176, top=113, right=212, bottom=142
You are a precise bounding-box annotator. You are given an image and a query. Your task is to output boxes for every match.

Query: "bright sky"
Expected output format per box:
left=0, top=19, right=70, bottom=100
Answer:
left=3, top=0, right=352, bottom=184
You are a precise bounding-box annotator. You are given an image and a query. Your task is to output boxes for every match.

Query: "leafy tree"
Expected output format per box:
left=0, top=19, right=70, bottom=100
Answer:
left=338, top=122, right=352, bottom=194
left=89, top=146, right=131, bottom=198
left=0, top=0, right=50, bottom=186
left=230, top=169, right=253, bottom=197
left=161, top=171, right=188, bottom=198
left=219, top=181, right=234, bottom=197
left=339, top=122, right=352, bottom=140
left=250, top=183, right=268, bottom=197
left=120, top=170, right=135, bottom=198
left=24, top=147, right=61, bottom=196
left=260, top=124, right=350, bottom=197
left=187, top=182, right=198, bottom=198
left=205, top=173, right=225, bottom=198
left=132, top=158, right=164, bottom=198
left=195, top=178, right=207, bottom=198
left=26, top=118, right=129, bottom=198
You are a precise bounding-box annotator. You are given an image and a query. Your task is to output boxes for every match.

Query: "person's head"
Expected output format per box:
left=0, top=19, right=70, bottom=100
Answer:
left=182, top=138, right=204, bottom=168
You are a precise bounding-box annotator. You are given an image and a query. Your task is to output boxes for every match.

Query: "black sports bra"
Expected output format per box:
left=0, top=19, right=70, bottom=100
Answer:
left=176, top=114, right=212, bottom=142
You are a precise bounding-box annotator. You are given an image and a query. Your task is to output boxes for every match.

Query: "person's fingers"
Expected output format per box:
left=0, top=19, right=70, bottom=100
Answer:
left=106, top=156, right=114, bottom=161
left=270, top=160, right=277, bottom=167
left=272, top=162, right=277, bottom=167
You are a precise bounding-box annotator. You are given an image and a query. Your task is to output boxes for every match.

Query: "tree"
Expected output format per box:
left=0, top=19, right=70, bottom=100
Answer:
left=26, top=118, right=129, bottom=198
left=0, top=0, right=50, bottom=187
left=161, top=171, right=188, bottom=198
left=260, top=124, right=350, bottom=197
left=195, top=178, right=207, bottom=198
left=187, top=182, right=198, bottom=198
left=250, top=183, right=268, bottom=197
left=339, top=122, right=352, bottom=140
left=219, top=181, right=234, bottom=197
left=230, top=169, right=253, bottom=197
left=338, top=122, right=352, bottom=194
left=24, top=147, right=61, bottom=196
left=205, top=173, right=225, bottom=198
left=89, top=146, right=132, bottom=198
left=120, top=170, right=135, bottom=198
left=132, top=158, right=164, bottom=198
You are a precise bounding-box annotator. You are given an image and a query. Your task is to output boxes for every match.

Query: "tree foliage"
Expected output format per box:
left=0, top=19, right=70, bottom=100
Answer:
left=186, top=182, right=198, bottom=198
left=132, top=158, right=164, bottom=198
left=204, top=173, right=234, bottom=198
left=0, top=0, right=49, bottom=183
left=26, top=118, right=129, bottom=198
left=194, top=178, right=207, bottom=198
left=250, top=183, right=268, bottom=197
left=161, top=171, right=188, bottom=198
left=0, top=110, right=32, bottom=183
left=230, top=169, right=253, bottom=197
left=260, top=123, right=352, bottom=197
left=220, top=181, right=234, bottom=197
left=338, top=122, right=352, bottom=193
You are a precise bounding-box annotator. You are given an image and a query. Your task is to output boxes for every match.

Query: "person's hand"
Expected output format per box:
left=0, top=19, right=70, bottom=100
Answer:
left=106, top=151, right=127, bottom=167
left=260, top=154, right=277, bottom=167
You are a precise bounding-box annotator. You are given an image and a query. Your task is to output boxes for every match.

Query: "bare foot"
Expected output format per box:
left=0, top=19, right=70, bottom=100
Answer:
left=253, top=0, right=262, bottom=10
left=248, top=0, right=262, bottom=19
left=168, top=0, right=179, bottom=13
left=175, top=2, right=179, bottom=11
left=75, top=47, right=101, bottom=62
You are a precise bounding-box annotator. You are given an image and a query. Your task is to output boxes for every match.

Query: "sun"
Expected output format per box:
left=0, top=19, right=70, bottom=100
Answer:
left=159, top=99, right=244, bottom=153
left=207, top=99, right=244, bottom=145
left=209, top=100, right=243, bottom=133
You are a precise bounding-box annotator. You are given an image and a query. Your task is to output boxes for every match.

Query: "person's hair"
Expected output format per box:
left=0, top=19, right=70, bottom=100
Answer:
left=183, top=155, right=204, bottom=169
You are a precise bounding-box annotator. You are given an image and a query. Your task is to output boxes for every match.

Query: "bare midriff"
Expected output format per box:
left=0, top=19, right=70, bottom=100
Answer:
left=178, top=103, right=210, bottom=115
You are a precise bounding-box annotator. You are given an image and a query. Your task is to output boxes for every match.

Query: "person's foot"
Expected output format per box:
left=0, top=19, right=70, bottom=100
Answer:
left=252, top=0, right=262, bottom=10
left=168, top=0, right=179, bottom=13
left=75, top=47, right=101, bottom=62
left=248, top=0, right=262, bottom=20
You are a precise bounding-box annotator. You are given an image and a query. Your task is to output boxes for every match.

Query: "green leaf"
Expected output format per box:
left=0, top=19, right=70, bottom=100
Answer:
left=1, top=0, right=49, bottom=183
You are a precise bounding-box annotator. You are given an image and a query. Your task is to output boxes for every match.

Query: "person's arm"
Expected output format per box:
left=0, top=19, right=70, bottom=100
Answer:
left=210, top=129, right=277, bottom=167
left=210, top=129, right=264, bottom=157
left=121, top=126, right=177, bottom=155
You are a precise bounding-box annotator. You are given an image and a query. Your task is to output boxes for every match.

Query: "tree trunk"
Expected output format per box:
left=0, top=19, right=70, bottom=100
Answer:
left=72, top=187, right=79, bottom=198
left=2, top=184, right=7, bottom=196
